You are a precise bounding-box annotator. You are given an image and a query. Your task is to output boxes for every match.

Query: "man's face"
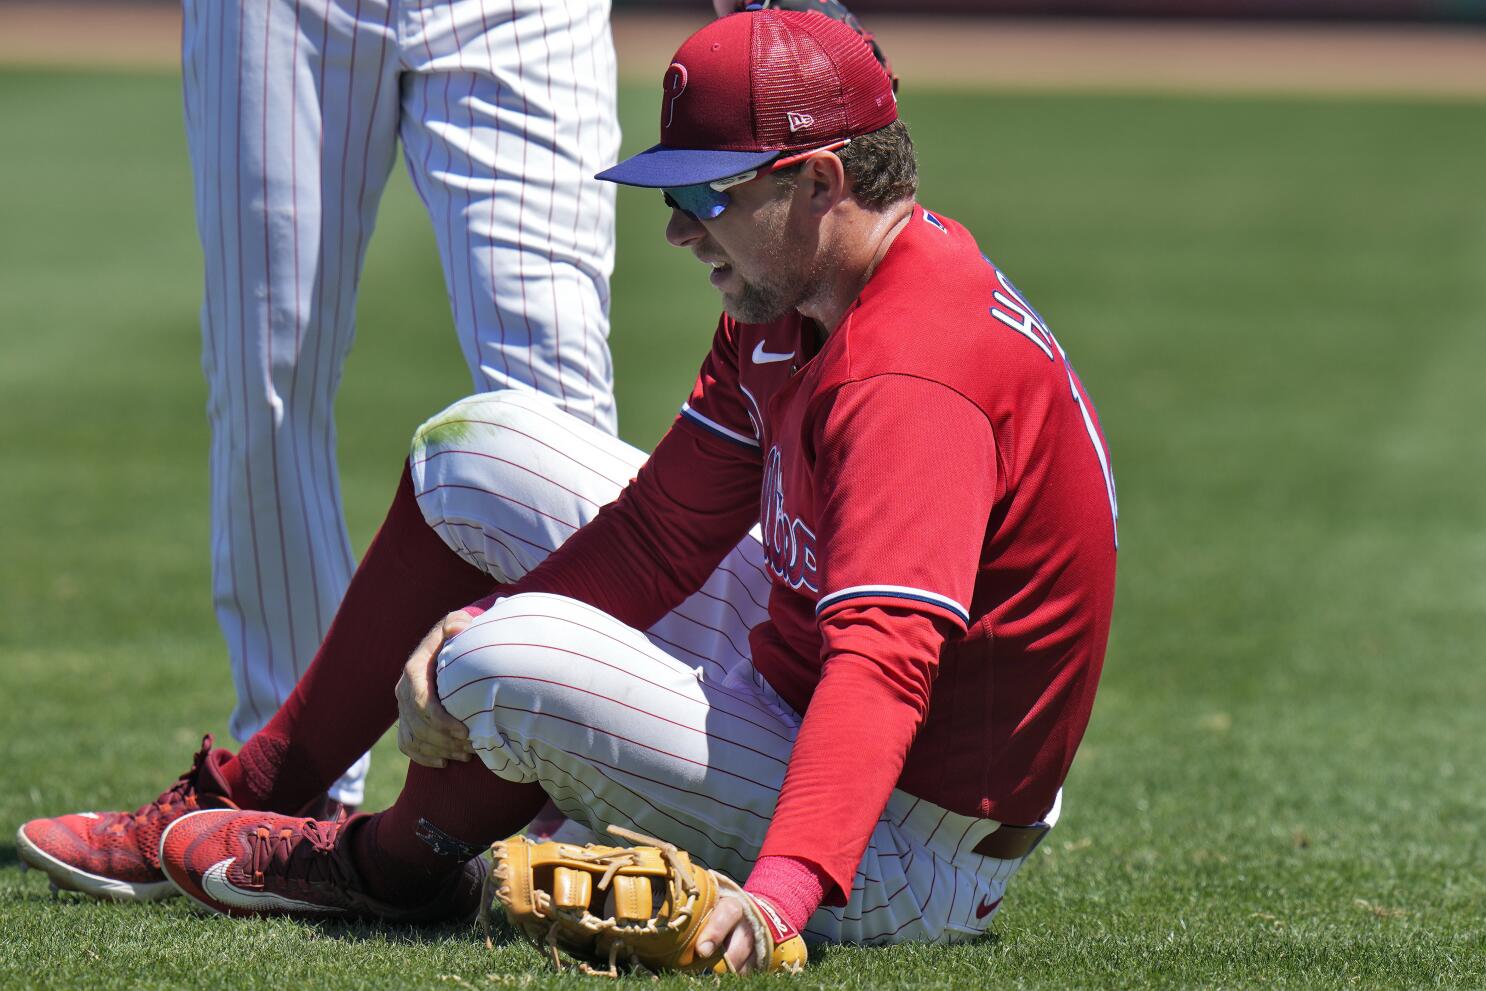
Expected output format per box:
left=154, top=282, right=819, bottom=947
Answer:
left=665, top=174, right=817, bottom=324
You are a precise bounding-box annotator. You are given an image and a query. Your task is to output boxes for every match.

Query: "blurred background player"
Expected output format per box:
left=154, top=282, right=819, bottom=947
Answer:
left=183, top=0, right=622, bottom=810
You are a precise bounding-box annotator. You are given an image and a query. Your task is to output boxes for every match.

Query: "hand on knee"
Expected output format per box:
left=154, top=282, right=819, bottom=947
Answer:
left=396, top=611, right=476, bottom=767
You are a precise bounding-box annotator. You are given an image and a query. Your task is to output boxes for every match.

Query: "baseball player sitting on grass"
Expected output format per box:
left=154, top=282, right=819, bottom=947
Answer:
left=18, top=9, right=1117, bottom=974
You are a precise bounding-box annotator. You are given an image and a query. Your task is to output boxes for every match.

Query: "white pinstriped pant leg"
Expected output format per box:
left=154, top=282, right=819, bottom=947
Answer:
left=183, top=0, right=404, bottom=803
left=184, top=0, right=618, bottom=805
left=397, top=0, right=619, bottom=432
left=413, top=391, right=1054, bottom=946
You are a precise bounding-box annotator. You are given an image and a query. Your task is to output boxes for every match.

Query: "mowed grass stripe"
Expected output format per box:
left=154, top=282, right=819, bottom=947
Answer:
left=1, top=70, right=1483, bottom=988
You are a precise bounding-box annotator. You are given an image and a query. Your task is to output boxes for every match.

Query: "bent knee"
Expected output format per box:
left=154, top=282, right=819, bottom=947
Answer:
left=435, top=592, right=663, bottom=717
left=408, top=392, right=640, bottom=581
left=410, top=390, right=560, bottom=468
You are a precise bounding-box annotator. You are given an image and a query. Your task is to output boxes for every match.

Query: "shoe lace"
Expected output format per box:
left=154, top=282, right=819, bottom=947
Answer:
left=128, top=735, right=215, bottom=829
left=248, top=819, right=354, bottom=889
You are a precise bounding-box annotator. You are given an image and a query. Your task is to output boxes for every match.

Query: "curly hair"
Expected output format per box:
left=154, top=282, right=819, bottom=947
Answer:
left=773, top=120, right=918, bottom=211
left=838, top=119, right=918, bottom=210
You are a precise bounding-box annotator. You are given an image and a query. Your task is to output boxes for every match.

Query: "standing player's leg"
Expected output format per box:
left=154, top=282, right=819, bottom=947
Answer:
left=396, top=0, right=621, bottom=434
left=183, top=0, right=402, bottom=807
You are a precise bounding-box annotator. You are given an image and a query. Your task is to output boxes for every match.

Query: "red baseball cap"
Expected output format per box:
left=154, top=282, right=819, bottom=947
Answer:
left=596, top=9, right=898, bottom=189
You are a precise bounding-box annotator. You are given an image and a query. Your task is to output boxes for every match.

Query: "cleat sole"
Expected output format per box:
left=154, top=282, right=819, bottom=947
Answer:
left=15, top=824, right=177, bottom=902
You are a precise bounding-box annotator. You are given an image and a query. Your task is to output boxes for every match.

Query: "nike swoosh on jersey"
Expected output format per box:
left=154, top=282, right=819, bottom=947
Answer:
left=201, top=858, right=340, bottom=913
left=751, top=341, right=795, bottom=364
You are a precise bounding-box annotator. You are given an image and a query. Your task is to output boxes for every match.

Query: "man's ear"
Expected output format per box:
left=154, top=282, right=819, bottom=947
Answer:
left=796, top=152, right=848, bottom=218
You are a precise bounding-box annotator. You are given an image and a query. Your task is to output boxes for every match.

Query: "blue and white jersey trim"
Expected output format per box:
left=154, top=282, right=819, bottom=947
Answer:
left=680, top=403, right=760, bottom=449
left=816, top=585, right=970, bottom=625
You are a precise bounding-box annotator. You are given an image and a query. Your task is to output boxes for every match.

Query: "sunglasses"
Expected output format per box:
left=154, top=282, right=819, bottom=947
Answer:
left=661, top=139, right=852, bottom=221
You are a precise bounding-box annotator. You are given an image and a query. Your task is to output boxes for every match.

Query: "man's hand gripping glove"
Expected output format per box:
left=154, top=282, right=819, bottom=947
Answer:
left=483, top=825, right=807, bottom=977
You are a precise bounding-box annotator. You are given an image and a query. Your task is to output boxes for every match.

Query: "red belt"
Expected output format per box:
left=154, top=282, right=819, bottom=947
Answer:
left=972, top=823, right=1050, bottom=860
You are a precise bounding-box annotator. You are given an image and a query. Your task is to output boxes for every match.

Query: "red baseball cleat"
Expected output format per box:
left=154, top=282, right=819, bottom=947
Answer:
left=15, top=735, right=238, bottom=901
left=159, top=810, right=484, bottom=923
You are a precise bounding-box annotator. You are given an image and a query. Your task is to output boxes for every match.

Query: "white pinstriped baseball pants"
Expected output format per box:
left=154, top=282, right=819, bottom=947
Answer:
left=412, top=392, right=1059, bottom=945
left=182, top=0, right=619, bottom=803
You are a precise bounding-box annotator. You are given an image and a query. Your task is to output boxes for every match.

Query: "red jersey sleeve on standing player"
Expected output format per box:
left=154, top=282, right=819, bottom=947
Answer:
left=465, top=317, right=761, bottom=628
left=755, top=375, right=998, bottom=903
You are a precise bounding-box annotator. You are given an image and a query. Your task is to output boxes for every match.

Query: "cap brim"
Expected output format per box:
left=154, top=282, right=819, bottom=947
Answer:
left=595, top=143, right=781, bottom=188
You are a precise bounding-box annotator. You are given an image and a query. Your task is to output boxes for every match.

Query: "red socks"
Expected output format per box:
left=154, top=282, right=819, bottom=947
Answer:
left=349, top=756, right=547, bottom=902
left=218, top=463, right=494, bottom=813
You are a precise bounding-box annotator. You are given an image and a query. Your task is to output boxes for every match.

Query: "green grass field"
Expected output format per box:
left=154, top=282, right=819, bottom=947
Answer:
left=2, top=66, right=1485, bottom=989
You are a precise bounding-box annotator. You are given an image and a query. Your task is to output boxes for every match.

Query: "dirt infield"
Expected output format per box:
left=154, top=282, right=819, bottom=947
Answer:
left=1, top=1, right=1483, bottom=98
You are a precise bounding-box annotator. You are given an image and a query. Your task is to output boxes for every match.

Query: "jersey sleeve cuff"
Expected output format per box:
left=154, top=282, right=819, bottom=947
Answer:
left=815, top=585, right=970, bottom=631
left=678, top=402, right=761, bottom=451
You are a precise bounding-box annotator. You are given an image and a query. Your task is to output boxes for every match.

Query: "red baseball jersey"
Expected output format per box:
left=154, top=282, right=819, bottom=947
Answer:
left=503, top=205, right=1117, bottom=901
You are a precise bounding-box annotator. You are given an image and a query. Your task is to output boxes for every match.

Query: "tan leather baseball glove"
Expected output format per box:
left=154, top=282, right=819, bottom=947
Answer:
left=483, top=825, right=807, bottom=977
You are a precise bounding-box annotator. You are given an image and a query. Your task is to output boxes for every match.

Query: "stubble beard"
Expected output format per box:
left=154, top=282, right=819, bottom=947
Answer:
left=724, top=273, right=802, bottom=324
left=718, top=199, right=815, bottom=324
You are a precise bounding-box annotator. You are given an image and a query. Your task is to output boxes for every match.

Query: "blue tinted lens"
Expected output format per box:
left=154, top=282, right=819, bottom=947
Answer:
left=662, top=183, right=729, bottom=220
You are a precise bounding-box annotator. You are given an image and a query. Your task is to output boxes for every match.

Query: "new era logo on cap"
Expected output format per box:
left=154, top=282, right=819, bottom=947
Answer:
left=595, top=9, right=897, bottom=189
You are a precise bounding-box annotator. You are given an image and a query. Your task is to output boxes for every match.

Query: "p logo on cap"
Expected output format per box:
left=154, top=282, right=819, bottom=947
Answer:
left=663, top=63, right=689, bottom=130
left=595, top=11, right=897, bottom=189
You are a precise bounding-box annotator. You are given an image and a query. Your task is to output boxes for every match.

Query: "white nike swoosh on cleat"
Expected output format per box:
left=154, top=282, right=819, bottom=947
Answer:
left=200, top=859, right=340, bottom=913
left=79, top=813, right=100, bottom=819
left=751, top=341, right=794, bottom=364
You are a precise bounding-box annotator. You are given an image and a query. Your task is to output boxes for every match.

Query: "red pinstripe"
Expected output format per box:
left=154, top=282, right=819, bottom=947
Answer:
left=454, top=28, right=489, bottom=392
left=642, top=629, right=731, bottom=681
left=325, top=0, right=392, bottom=581
left=885, top=865, right=936, bottom=938
left=952, top=818, right=979, bottom=859
left=654, top=605, right=751, bottom=664
left=563, top=0, right=596, bottom=421
left=709, top=562, right=771, bottom=612
left=461, top=682, right=787, bottom=784
left=302, top=0, right=342, bottom=589
left=440, top=625, right=791, bottom=739
left=923, top=807, right=952, bottom=845
left=896, top=796, right=922, bottom=828
left=506, top=0, right=538, bottom=388
left=943, top=829, right=968, bottom=931
left=532, top=0, right=568, bottom=410
left=429, top=518, right=526, bottom=571
left=475, top=396, right=634, bottom=459
left=416, top=481, right=585, bottom=531
left=473, top=738, right=769, bottom=822
left=415, top=414, right=637, bottom=486
left=234, top=0, right=275, bottom=716
left=468, top=608, right=790, bottom=728
left=449, top=668, right=789, bottom=772
left=259, top=0, right=305, bottom=687
left=441, top=1, right=470, bottom=381
left=284, top=0, right=330, bottom=671
left=522, top=746, right=757, bottom=868
left=204, top=0, right=259, bottom=727
left=682, top=583, right=764, bottom=644
left=475, top=0, right=512, bottom=384
left=414, top=448, right=608, bottom=509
